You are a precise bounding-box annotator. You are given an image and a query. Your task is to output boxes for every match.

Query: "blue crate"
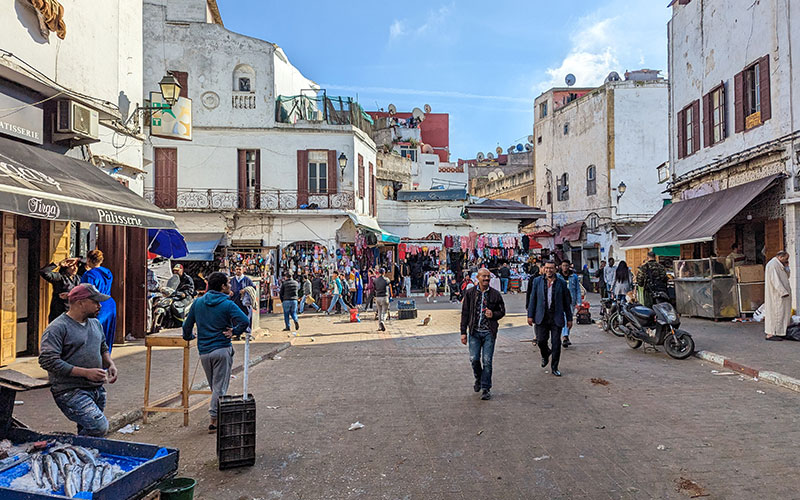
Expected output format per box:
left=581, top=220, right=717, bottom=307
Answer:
left=397, top=299, right=416, bottom=310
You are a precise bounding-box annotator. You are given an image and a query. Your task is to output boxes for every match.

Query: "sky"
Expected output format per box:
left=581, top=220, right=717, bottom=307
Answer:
left=216, top=0, right=671, bottom=161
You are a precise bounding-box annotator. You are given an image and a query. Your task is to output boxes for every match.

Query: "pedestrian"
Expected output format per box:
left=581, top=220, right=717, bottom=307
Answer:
left=603, top=257, right=617, bottom=297
left=636, top=251, right=669, bottom=307
left=38, top=284, right=118, bottom=436
left=581, top=265, right=592, bottom=292
left=597, top=260, right=607, bottom=298
left=460, top=268, right=506, bottom=400
left=279, top=272, right=300, bottom=333
left=449, top=275, right=461, bottom=302
left=40, top=257, right=81, bottom=323
left=326, top=271, right=350, bottom=315
left=364, top=269, right=376, bottom=311
left=182, top=272, right=250, bottom=433
left=499, top=262, right=511, bottom=294
left=355, top=269, right=364, bottom=308
left=298, top=274, right=321, bottom=314
left=311, top=272, right=324, bottom=305
left=146, top=266, right=161, bottom=334
left=427, top=272, right=439, bottom=302
left=525, top=259, right=541, bottom=311
left=193, top=271, right=208, bottom=296
left=239, top=284, right=258, bottom=341
left=764, top=251, right=792, bottom=341
left=612, top=261, right=633, bottom=303
left=725, top=243, right=746, bottom=274
left=81, top=250, right=118, bottom=353
left=527, top=261, right=573, bottom=377
left=171, top=264, right=196, bottom=297
left=373, top=268, right=391, bottom=331
left=229, top=265, right=254, bottom=315
left=558, top=259, right=581, bottom=348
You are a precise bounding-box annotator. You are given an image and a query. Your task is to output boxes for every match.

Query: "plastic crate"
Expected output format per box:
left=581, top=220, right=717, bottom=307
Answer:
left=216, top=395, right=256, bottom=470
left=397, top=309, right=418, bottom=320
left=397, top=299, right=416, bottom=310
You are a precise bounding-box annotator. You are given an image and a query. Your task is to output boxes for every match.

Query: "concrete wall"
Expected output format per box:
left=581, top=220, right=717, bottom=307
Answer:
left=377, top=200, right=519, bottom=239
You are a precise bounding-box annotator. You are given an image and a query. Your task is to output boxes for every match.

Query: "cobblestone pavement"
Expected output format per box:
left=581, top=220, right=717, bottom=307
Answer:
left=116, top=295, right=800, bottom=500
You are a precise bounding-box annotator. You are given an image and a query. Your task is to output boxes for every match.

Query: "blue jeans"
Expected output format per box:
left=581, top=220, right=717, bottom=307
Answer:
left=53, top=387, right=108, bottom=436
left=500, top=278, right=509, bottom=293
left=562, top=312, right=570, bottom=337
left=469, top=330, right=496, bottom=390
left=283, top=299, right=299, bottom=328
left=298, top=296, right=320, bottom=314
left=326, top=294, right=349, bottom=314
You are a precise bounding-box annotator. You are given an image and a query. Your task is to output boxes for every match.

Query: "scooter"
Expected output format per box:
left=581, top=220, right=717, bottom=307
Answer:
left=150, top=276, right=194, bottom=334
left=618, top=291, right=695, bottom=359
left=599, top=295, right=625, bottom=337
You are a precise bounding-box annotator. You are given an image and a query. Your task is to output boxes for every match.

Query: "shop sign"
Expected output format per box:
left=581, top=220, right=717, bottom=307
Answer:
left=150, top=93, right=192, bottom=141
left=0, top=154, right=62, bottom=191
left=27, top=197, right=60, bottom=219
left=0, top=91, right=43, bottom=144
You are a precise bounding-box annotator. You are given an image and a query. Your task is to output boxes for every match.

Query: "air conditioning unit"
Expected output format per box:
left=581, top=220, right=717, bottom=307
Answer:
left=54, top=100, right=99, bottom=142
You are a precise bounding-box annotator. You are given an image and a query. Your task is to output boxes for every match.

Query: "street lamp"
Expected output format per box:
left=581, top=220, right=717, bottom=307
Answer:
left=338, top=152, right=348, bottom=177
left=158, top=73, right=182, bottom=106
left=616, top=181, right=627, bottom=203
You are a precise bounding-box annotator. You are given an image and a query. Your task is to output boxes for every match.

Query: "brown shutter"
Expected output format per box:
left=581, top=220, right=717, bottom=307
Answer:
left=237, top=150, right=247, bottom=208
left=734, top=71, right=745, bottom=133
left=759, top=55, right=771, bottom=121
left=677, top=109, right=685, bottom=159
left=702, top=92, right=712, bottom=147
left=357, top=154, right=365, bottom=199
left=125, top=227, right=147, bottom=338
left=692, top=100, right=701, bottom=154
left=171, top=71, right=188, bottom=98
left=254, top=149, right=261, bottom=209
left=720, top=81, right=728, bottom=139
left=327, top=150, right=337, bottom=194
left=764, top=218, right=784, bottom=258
left=715, top=224, right=736, bottom=257
left=154, top=148, right=177, bottom=208
left=678, top=0, right=691, bottom=4
left=297, top=150, right=308, bottom=205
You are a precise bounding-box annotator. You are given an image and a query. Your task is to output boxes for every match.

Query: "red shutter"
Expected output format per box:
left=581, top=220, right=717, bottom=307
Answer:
left=734, top=71, right=745, bottom=133
left=677, top=109, right=685, bottom=159
left=369, top=163, right=376, bottom=216
left=254, top=149, right=261, bottom=209
left=297, top=150, right=309, bottom=205
left=327, top=150, right=337, bottom=194
left=357, top=154, right=365, bottom=199
left=237, top=150, right=247, bottom=208
left=702, top=91, right=712, bottom=147
left=154, top=148, right=177, bottom=208
left=759, top=55, right=771, bottom=121
left=171, top=71, right=188, bottom=98
left=692, top=100, right=701, bottom=154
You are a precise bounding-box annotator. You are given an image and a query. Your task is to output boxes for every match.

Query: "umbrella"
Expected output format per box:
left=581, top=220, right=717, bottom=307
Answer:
left=147, top=229, right=189, bottom=259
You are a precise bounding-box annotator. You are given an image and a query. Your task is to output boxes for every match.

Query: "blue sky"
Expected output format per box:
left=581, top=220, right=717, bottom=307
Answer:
left=217, top=0, right=671, bottom=161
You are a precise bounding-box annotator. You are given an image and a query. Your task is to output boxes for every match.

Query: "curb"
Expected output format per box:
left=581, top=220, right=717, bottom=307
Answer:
left=693, top=349, right=800, bottom=394
left=107, top=342, right=291, bottom=433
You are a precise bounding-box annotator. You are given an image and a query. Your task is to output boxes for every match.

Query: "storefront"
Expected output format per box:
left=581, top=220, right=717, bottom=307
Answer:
left=0, top=136, right=175, bottom=365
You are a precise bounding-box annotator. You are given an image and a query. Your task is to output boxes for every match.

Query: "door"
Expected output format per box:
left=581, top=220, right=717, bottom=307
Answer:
left=16, top=238, right=28, bottom=354
left=125, top=227, right=147, bottom=338
left=154, top=148, right=178, bottom=208
left=1, top=213, right=17, bottom=366
left=238, top=150, right=261, bottom=209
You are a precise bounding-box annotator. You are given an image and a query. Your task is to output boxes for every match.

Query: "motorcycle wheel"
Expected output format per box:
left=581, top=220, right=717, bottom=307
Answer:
left=664, top=330, right=694, bottom=359
left=609, top=313, right=625, bottom=337
left=625, top=333, right=642, bottom=349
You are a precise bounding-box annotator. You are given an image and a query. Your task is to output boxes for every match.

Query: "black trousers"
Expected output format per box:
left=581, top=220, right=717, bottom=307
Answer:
left=535, top=321, right=562, bottom=370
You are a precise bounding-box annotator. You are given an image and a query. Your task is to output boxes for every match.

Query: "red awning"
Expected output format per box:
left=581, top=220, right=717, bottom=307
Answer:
left=528, top=230, right=553, bottom=238
left=529, top=240, right=543, bottom=249
left=555, top=222, right=584, bottom=245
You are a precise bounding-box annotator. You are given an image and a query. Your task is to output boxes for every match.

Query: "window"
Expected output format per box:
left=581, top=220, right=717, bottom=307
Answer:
left=556, top=173, right=569, bottom=201
left=684, top=106, right=694, bottom=153
left=308, top=151, right=328, bottom=193
left=744, top=63, right=760, bottom=116
left=537, top=136, right=542, bottom=144
left=563, top=123, right=569, bottom=135
left=539, top=101, right=548, bottom=118
left=587, top=213, right=599, bottom=231
left=238, top=149, right=259, bottom=209
left=546, top=191, right=552, bottom=205
left=400, top=147, right=416, bottom=161
left=678, top=100, right=700, bottom=158
left=586, top=165, right=596, bottom=195
left=238, top=77, right=251, bottom=92
left=704, top=84, right=726, bottom=146
left=735, top=56, right=771, bottom=132
left=521, top=196, right=528, bottom=205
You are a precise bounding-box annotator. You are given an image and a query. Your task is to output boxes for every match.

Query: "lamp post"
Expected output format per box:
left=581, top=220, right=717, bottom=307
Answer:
left=338, top=152, right=348, bottom=177
left=616, top=181, right=627, bottom=203
left=124, top=73, right=183, bottom=131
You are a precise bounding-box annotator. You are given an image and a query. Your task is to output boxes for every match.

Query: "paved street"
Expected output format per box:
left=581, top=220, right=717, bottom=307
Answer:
left=116, top=295, right=800, bottom=499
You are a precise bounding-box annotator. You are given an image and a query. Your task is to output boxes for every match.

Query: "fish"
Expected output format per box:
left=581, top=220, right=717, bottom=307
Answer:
left=29, top=454, right=45, bottom=489
left=72, top=446, right=97, bottom=467
left=43, top=454, right=59, bottom=490
left=64, top=465, right=77, bottom=498
left=92, top=464, right=103, bottom=491
left=51, top=451, right=68, bottom=476
left=63, top=447, right=80, bottom=465
left=101, top=464, right=115, bottom=486
left=81, top=463, right=95, bottom=492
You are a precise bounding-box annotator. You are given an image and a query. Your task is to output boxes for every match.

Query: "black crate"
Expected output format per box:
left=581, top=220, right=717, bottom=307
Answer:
left=397, top=309, right=418, bottom=320
left=216, top=394, right=256, bottom=470
left=397, top=299, right=416, bottom=310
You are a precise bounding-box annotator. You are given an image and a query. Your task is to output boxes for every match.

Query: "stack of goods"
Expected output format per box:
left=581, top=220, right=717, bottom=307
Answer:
left=397, top=299, right=417, bottom=320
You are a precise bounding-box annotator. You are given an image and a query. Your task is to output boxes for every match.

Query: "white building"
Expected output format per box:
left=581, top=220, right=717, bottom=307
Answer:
left=532, top=72, right=668, bottom=271
left=143, top=0, right=378, bottom=275
left=624, top=0, right=800, bottom=311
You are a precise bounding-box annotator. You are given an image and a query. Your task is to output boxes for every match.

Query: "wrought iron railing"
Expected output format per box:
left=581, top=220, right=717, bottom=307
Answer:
left=144, top=188, right=354, bottom=211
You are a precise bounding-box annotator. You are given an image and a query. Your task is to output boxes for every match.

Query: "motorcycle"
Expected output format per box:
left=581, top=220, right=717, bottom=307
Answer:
left=599, top=295, right=625, bottom=337
left=618, top=291, right=695, bottom=359
left=150, top=275, right=194, bottom=334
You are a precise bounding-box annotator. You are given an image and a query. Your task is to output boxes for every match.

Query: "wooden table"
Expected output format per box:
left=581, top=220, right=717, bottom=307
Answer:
left=143, top=334, right=211, bottom=426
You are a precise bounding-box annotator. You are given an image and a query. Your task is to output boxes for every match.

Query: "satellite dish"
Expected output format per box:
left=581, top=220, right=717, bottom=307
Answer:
left=495, top=146, right=503, bottom=155
left=422, top=144, right=434, bottom=154
left=524, top=143, right=532, bottom=151
left=507, top=147, right=515, bottom=154
left=388, top=103, right=397, bottom=115
left=488, top=172, right=498, bottom=181
left=516, top=143, right=524, bottom=152
left=477, top=152, right=485, bottom=161
left=424, top=104, right=432, bottom=114
left=487, top=152, right=494, bottom=160
left=605, top=71, right=621, bottom=83
left=382, top=185, right=391, bottom=199
left=527, top=135, right=534, bottom=144
left=496, top=170, right=505, bottom=178
left=412, top=107, right=424, bottom=121
left=565, top=73, right=576, bottom=87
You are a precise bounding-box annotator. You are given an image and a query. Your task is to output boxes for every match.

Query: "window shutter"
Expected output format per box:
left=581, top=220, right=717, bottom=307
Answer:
left=764, top=218, right=784, bottom=258
left=237, top=150, right=247, bottom=208
left=678, top=0, right=691, bottom=4
left=734, top=71, right=745, bottom=133
left=154, top=148, right=177, bottom=208
left=720, top=81, right=728, bottom=139
left=358, top=154, right=365, bottom=199
left=171, top=71, right=188, bottom=98
left=254, top=149, right=261, bottom=209
left=759, top=55, right=771, bottom=121
left=297, top=150, right=308, bottom=205
left=677, top=109, right=685, bottom=159
left=702, top=92, right=712, bottom=147
left=692, top=100, right=701, bottom=154
left=327, top=150, right=337, bottom=194
left=369, top=163, right=376, bottom=216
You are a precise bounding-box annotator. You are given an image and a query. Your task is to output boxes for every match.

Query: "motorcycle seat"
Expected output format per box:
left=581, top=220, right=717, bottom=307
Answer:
left=631, top=306, right=656, bottom=322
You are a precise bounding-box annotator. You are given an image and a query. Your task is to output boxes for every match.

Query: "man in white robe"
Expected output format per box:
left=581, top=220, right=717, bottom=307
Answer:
left=764, top=251, right=791, bottom=341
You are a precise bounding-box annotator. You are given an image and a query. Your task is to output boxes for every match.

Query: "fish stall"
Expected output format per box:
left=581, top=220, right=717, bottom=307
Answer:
left=0, top=369, right=179, bottom=499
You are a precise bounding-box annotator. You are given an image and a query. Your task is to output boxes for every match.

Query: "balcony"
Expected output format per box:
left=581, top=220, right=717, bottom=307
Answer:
left=275, top=94, right=374, bottom=135
left=144, top=188, right=354, bottom=212
left=232, top=93, right=256, bottom=109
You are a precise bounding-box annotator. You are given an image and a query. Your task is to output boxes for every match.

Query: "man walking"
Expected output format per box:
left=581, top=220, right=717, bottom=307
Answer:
left=183, top=272, right=250, bottom=433
left=311, top=272, right=324, bottom=305
left=636, top=251, right=669, bottom=307
left=525, top=258, right=540, bottom=311
left=326, top=271, right=350, bottom=315
left=527, top=261, right=573, bottom=377
left=597, top=260, right=607, bottom=298
left=373, top=268, right=391, bottom=331
left=298, top=274, right=321, bottom=314
left=39, top=284, right=118, bottom=436
left=279, top=273, right=301, bottom=333
left=559, top=259, right=581, bottom=348
left=764, top=251, right=792, bottom=341
left=498, top=263, right=511, bottom=294
left=603, top=257, right=617, bottom=298
left=460, top=268, right=506, bottom=400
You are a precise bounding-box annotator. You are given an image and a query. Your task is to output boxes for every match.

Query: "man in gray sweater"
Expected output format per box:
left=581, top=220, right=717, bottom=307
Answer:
left=38, top=284, right=118, bottom=436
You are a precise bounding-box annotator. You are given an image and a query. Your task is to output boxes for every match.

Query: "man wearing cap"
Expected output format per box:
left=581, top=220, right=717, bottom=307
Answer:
left=172, top=264, right=196, bottom=297
left=39, top=284, right=118, bottom=436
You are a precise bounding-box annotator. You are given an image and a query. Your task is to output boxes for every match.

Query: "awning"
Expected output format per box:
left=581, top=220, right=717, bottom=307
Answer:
left=464, top=198, right=546, bottom=220
left=348, top=212, right=400, bottom=244
left=381, top=231, right=401, bottom=244
left=623, top=174, right=783, bottom=250
left=555, top=221, right=584, bottom=245
left=147, top=229, right=188, bottom=259
left=0, top=136, right=175, bottom=228
left=174, top=232, right=224, bottom=261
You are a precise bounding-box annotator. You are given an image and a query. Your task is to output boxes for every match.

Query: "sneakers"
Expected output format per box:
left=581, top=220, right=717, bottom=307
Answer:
left=378, top=322, right=386, bottom=332
left=281, top=328, right=290, bottom=332
left=474, top=380, right=481, bottom=392
left=294, top=320, right=300, bottom=330
left=480, top=389, right=492, bottom=400
left=552, top=370, right=562, bottom=377
left=562, top=337, right=571, bottom=347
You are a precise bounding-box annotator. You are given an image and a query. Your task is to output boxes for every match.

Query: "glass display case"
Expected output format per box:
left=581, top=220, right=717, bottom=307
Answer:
left=673, top=258, right=738, bottom=319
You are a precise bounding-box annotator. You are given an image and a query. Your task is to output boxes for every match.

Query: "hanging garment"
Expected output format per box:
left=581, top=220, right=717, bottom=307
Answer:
left=398, top=243, right=407, bottom=260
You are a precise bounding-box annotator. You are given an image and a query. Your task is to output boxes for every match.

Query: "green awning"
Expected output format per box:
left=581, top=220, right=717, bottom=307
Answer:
left=653, top=245, right=680, bottom=257
left=381, top=231, right=401, bottom=244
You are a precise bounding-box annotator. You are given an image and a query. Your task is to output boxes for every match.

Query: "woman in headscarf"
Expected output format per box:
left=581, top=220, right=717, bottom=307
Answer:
left=581, top=265, right=592, bottom=292
left=354, top=269, right=364, bottom=307
left=81, top=250, right=118, bottom=351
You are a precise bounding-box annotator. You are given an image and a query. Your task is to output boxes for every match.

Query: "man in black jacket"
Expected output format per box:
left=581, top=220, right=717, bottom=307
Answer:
left=525, top=258, right=540, bottom=311
left=40, top=258, right=82, bottom=322
left=279, top=273, right=300, bottom=333
left=527, top=261, right=573, bottom=376
left=460, top=268, right=506, bottom=400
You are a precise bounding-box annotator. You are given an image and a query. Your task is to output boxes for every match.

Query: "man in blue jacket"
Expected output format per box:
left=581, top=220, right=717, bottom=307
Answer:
left=527, top=261, right=573, bottom=376
left=558, top=259, right=581, bottom=348
left=183, top=272, right=250, bottom=433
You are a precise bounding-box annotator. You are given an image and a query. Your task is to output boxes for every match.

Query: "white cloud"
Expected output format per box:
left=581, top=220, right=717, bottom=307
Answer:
left=388, top=3, right=456, bottom=44
left=389, top=20, right=406, bottom=39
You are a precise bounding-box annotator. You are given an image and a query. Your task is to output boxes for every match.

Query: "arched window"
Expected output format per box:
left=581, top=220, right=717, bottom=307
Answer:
left=587, top=213, right=599, bottom=231
left=586, top=165, right=596, bottom=195
left=232, top=64, right=256, bottom=92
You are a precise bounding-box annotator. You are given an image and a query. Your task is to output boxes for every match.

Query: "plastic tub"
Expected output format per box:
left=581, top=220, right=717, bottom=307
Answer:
left=159, top=477, right=197, bottom=500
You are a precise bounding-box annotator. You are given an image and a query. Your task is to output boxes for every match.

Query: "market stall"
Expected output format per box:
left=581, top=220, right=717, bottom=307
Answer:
left=673, top=258, right=738, bottom=319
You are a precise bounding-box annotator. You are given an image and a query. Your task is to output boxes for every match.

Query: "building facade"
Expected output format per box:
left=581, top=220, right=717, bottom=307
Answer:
left=467, top=149, right=535, bottom=207
left=532, top=72, right=669, bottom=271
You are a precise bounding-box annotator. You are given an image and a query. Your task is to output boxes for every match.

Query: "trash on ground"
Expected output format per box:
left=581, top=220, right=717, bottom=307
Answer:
left=348, top=421, right=365, bottom=431
left=590, top=377, right=610, bottom=386
left=117, top=424, right=138, bottom=434
left=595, top=425, right=606, bottom=429
left=265, top=405, right=280, bottom=410
left=274, top=356, right=282, bottom=360
left=756, top=390, right=765, bottom=394
left=596, top=350, right=603, bottom=354
left=230, top=374, right=237, bottom=379
left=622, top=403, right=630, bottom=407
left=477, top=430, right=483, bottom=436
left=676, top=477, right=709, bottom=498
left=711, top=371, right=736, bottom=376
left=533, top=455, right=549, bottom=461
left=657, top=444, right=666, bottom=450
left=13, top=400, right=23, bottom=405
